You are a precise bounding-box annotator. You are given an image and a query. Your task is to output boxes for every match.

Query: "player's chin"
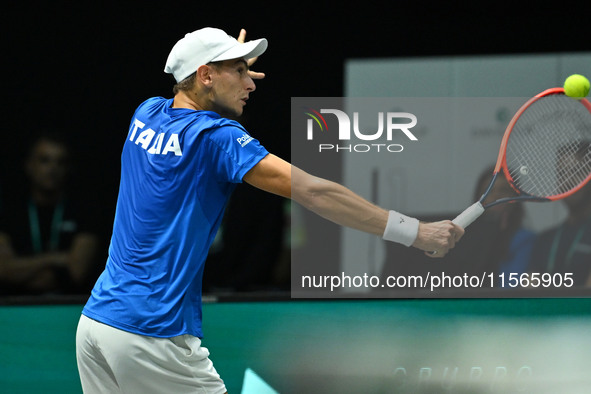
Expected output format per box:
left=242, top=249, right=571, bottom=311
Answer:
left=232, top=101, right=246, bottom=116
left=219, top=105, right=243, bottom=119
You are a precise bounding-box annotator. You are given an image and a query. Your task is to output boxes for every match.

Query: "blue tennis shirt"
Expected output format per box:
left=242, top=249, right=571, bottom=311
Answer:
left=82, top=97, right=269, bottom=338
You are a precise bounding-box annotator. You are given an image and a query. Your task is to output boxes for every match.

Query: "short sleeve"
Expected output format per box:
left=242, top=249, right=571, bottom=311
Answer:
left=204, top=124, right=269, bottom=183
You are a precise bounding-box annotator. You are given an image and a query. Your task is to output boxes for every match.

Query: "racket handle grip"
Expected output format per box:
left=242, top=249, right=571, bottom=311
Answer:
left=452, top=201, right=485, bottom=229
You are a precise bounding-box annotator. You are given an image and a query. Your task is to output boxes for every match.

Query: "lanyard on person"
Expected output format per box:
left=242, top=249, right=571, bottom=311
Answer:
left=547, top=220, right=588, bottom=272
left=28, top=200, right=64, bottom=253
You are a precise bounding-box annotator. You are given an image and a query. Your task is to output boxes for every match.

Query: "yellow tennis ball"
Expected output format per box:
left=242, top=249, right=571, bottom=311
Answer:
left=563, top=74, right=590, bottom=99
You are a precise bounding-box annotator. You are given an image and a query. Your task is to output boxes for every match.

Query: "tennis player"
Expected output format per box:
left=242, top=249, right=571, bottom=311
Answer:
left=75, top=27, right=464, bottom=394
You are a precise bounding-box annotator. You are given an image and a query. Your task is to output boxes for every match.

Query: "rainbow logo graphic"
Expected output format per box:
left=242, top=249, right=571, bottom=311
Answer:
left=303, top=108, right=328, bottom=132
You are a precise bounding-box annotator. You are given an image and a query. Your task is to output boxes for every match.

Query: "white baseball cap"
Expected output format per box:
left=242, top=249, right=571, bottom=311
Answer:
left=164, top=27, right=268, bottom=83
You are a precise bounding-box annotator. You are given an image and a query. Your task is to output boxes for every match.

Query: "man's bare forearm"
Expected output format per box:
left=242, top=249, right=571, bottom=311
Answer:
left=290, top=165, right=463, bottom=257
left=291, top=167, right=388, bottom=236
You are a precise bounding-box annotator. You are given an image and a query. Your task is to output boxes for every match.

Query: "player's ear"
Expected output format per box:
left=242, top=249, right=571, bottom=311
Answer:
left=197, top=65, right=213, bottom=87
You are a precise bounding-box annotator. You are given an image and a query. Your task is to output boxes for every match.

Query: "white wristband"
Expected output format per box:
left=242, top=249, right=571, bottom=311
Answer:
left=382, top=210, right=419, bottom=247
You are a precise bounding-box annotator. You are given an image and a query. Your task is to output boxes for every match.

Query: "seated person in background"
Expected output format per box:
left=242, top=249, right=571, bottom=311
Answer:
left=0, top=132, right=100, bottom=296
left=528, top=181, right=591, bottom=287
left=528, top=141, right=591, bottom=287
left=380, top=165, right=534, bottom=291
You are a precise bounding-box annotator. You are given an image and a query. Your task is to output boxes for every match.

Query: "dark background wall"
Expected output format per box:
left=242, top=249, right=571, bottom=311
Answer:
left=2, top=2, right=589, bottom=289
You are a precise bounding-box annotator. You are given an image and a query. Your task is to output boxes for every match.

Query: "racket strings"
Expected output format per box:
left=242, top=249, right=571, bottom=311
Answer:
left=507, top=121, right=573, bottom=195
left=509, top=130, right=590, bottom=196
left=505, top=94, right=591, bottom=198
left=513, top=122, right=587, bottom=194
left=555, top=144, right=591, bottom=193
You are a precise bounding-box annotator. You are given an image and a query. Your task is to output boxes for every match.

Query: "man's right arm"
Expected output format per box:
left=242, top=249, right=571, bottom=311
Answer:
left=243, top=154, right=463, bottom=257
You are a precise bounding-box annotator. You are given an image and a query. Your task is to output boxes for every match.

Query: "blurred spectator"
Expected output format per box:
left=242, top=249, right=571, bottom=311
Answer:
left=473, top=165, right=536, bottom=278
left=0, top=132, right=100, bottom=296
left=381, top=164, right=535, bottom=293
left=528, top=141, right=591, bottom=287
left=528, top=181, right=591, bottom=287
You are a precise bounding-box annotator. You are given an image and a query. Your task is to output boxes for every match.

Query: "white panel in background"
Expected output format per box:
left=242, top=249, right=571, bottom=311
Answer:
left=452, top=54, right=559, bottom=97
left=341, top=52, right=590, bottom=280
left=558, top=53, right=591, bottom=80
left=345, top=57, right=455, bottom=97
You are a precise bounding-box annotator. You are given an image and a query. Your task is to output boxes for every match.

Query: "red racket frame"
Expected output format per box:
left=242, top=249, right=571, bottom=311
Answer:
left=494, top=87, right=591, bottom=202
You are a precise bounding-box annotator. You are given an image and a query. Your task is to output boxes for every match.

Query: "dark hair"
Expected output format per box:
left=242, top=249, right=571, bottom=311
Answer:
left=171, top=62, right=224, bottom=95
left=172, top=73, right=196, bottom=95
left=25, top=130, right=70, bottom=159
left=474, top=165, right=524, bottom=224
left=473, top=165, right=496, bottom=201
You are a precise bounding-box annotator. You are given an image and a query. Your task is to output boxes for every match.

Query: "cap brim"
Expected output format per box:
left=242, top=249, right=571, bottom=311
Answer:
left=211, top=38, right=268, bottom=63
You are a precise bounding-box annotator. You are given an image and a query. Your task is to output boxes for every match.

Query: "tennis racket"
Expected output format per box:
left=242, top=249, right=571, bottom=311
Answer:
left=453, top=87, right=591, bottom=229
